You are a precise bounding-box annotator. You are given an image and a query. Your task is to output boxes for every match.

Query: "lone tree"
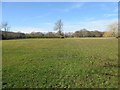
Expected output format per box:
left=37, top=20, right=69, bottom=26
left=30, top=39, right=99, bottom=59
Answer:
left=54, top=19, right=64, bottom=37
left=103, top=21, right=118, bottom=37
left=1, top=22, right=10, bottom=39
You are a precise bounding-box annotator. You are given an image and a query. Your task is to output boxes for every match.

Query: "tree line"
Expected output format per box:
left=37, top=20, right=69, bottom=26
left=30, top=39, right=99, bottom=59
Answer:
left=1, top=29, right=105, bottom=40
left=0, top=20, right=119, bottom=40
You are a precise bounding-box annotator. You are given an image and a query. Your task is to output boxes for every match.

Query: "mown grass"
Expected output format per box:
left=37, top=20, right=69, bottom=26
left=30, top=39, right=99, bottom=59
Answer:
left=2, top=38, right=118, bottom=88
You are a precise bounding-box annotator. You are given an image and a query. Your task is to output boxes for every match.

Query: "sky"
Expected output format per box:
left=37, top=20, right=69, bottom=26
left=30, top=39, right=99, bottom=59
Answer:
left=2, top=2, right=118, bottom=33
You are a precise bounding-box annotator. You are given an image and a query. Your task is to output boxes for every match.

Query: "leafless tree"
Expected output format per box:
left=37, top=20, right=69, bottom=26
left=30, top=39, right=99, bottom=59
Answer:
left=54, top=19, right=64, bottom=37
left=1, top=22, right=10, bottom=38
left=104, top=21, right=118, bottom=37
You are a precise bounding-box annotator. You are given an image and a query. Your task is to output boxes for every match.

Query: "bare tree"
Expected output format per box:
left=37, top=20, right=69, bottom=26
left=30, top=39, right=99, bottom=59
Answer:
left=2, top=22, right=8, bottom=31
left=104, top=21, right=118, bottom=37
left=1, top=22, right=10, bottom=39
left=54, top=19, right=64, bottom=37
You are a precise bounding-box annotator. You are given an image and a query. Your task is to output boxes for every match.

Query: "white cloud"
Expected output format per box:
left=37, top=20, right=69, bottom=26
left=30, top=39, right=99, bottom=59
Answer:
left=71, top=3, right=84, bottom=8
left=104, top=13, right=117, bottom=17
left=10, top=19, right=118, bottom=33
left=60, top=3, right=85, bottom=12
left=84, top=17, right=95, bottom=21
left=22, top=15, right=43, bottom=21
left=103, top=5, right=118, bottom=17
left=11, top=27, right=49, bottom=33
left=114, top=7, right=118, bottom=13
left=43, top=22, right=53, bottom=25
left=64, top=18, right=117, bottom=32
left=11, top=22, right=55, bottom=33
left=37, top=22, right=53, bottom=25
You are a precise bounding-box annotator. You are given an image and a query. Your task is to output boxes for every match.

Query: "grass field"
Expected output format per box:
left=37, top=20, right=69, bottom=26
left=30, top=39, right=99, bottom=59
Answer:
left=2, top=38, right=118, bottom=88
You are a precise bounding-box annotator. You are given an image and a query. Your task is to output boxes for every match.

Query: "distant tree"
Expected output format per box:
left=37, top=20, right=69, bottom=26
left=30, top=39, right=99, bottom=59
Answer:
left=46, top=32, right=55, bottom=37
left=93, top=30, right=103, bottom=37
left=73, top=29, right=104, bottom=37
left=54, top=19, right=64, bottom=37
left=30, top=32, right=44, bottom=38
left=103, top=21, right=118, bottom=37
left=1, top=22, right=10, bottom=39
left=2, top=22, right=10, bottom=31
left=80, top=29, right=90, bottom=37
left=74, top=31, right=81, bottom=37
left=65, top=32, right=74, bottom=38
left=74, top=29, right=91, bottom=37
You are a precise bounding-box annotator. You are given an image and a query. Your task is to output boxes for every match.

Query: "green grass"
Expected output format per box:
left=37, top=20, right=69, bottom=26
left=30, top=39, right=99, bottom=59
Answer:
left=2, top=38, right=118, bottom=88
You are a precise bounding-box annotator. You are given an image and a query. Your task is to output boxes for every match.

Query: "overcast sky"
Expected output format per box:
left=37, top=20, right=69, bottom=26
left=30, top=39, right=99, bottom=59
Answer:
left=2, top=2, right=118, bottom=33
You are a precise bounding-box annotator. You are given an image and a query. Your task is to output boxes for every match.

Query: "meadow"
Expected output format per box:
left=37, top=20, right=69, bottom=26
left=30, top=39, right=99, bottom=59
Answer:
left=2, top=38, right=118, bottom=88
